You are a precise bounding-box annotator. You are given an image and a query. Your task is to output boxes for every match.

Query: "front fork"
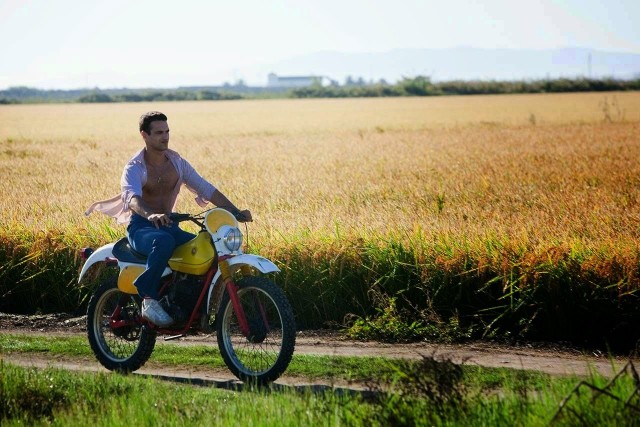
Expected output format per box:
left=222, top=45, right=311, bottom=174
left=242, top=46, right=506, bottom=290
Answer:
left=219, top=259, right=251, bottom=337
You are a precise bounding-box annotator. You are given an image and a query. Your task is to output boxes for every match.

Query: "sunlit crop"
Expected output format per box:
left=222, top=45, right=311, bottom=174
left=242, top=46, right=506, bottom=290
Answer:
left=1, top=93, right=638, bottom=242
left=1, top=93, right=639, bottom=341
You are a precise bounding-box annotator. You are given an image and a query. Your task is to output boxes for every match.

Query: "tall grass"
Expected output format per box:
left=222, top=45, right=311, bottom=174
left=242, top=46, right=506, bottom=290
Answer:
left=1, top=93, right=639, bottom=347
left=2, top=357, right=639, bottom=425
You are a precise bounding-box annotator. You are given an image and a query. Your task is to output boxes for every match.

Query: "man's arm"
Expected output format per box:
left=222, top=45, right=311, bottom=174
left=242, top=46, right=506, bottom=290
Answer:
left=209, top=190, right=252, bottom=222
left=179, top=157, right=251, bottom=221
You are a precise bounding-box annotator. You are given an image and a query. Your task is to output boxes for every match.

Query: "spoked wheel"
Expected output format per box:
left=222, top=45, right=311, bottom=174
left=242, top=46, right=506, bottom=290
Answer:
left=87, top=276, right=156, bottom=373
left=216, top=276, right=296, bottom=384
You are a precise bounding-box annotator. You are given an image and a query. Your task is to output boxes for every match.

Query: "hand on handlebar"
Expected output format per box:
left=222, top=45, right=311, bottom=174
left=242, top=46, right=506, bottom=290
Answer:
left=235, top=209, right=253, bottom=223
left=163, top=210, right=252, bottom=224
left=147, top=213, right=172, bottom=228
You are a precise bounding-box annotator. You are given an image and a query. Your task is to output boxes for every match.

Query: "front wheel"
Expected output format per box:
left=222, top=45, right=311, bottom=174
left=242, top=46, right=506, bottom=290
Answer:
left=87, top=276, right=157, bottom=372
left=216, top=276, right=296, bottom=384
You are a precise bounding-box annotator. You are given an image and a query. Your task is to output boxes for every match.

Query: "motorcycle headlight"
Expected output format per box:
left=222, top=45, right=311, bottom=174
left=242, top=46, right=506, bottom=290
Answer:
left=222, top=226, right=243, bottom=252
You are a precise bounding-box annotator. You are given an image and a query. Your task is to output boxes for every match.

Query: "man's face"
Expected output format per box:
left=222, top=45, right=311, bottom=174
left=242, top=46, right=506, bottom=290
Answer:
left=142, top=120, right=170, bottom=151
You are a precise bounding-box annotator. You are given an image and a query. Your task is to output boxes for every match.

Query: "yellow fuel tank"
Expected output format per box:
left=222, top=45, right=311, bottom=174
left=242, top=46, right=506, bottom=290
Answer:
left=168, top=232, right=216, bottom=275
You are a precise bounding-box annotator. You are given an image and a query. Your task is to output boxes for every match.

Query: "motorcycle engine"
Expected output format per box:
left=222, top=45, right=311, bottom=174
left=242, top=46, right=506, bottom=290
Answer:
left=160, top=273, right=205, bottom=325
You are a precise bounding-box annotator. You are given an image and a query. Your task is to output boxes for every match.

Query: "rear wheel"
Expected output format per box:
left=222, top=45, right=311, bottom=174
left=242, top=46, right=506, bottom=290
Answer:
left=87, top=276, right=156, bottom=372
left=216, top=276, right=296, bottom=384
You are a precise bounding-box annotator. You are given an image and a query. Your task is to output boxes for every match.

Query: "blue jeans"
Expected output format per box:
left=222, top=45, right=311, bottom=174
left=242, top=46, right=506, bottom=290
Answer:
left=126, top=213, right=195, bottom=299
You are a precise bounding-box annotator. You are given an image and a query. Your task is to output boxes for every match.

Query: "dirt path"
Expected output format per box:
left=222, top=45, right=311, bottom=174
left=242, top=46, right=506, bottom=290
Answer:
left=1, top=313, right=637, bottom=387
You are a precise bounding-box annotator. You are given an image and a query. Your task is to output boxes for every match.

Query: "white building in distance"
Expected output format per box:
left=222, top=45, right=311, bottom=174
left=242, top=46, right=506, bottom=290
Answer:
left=267, top=73, right=330, bottom=88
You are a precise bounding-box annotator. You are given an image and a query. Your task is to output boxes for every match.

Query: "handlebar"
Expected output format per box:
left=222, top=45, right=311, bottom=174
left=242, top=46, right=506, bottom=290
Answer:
left=169, top=213, right=192, bottom=223
left=169, top=210, right=251, bottom=224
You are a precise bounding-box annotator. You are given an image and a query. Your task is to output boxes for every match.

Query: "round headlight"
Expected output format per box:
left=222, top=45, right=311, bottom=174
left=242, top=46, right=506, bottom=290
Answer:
left=223, top=227, right=243, bottom=252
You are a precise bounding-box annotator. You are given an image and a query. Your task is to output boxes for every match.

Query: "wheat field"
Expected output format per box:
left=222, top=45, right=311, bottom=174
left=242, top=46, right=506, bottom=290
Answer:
left=1, top=93, right=639, bottom=246
left=1, top=92, right=639, bottom=340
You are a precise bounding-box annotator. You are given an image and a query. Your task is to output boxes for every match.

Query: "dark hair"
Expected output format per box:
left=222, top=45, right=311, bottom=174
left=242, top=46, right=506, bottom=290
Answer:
left=139, top=111, right=168, bottom=134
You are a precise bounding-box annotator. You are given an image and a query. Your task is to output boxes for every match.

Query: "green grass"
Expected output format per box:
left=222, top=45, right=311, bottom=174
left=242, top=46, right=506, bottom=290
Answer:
left=0, top=333, right=422, bottom=382
left=2, top=335, right=639, bottom=426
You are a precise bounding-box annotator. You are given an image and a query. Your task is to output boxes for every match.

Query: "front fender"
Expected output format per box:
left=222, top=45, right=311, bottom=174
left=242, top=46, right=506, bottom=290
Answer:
left=206, top=254, right=280, bottom=312
left=226, top=254, right=280, bottom=274
left=78, top=243, right=116, bottom=283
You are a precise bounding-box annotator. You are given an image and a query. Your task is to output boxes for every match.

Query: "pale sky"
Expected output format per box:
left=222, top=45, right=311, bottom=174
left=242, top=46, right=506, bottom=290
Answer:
left=1, top=0, right=638, bottom=89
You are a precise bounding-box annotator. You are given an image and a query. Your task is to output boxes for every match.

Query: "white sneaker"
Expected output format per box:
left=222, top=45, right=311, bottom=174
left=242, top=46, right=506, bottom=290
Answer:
left=141, top=298, right=174, bottom=327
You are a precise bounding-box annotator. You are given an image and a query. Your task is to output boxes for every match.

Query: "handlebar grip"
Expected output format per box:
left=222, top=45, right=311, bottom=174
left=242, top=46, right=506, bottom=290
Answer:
left=169, top=213, right=191, bottom=222
left=235, top=212, right=253, bottom=222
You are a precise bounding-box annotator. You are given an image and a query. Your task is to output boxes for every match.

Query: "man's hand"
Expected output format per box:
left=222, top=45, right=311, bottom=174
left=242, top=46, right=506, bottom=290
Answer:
left=147, top=213, right=172, bottom=228
left=209, top=191, right=253, bottom=223
left=130, top=196, right=172, bottom=228
left=235, top=209, right=253, bottom=223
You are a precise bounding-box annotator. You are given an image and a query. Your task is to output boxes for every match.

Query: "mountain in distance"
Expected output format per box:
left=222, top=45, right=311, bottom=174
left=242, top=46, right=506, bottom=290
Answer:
left=254, top=47, right=640, bottom=84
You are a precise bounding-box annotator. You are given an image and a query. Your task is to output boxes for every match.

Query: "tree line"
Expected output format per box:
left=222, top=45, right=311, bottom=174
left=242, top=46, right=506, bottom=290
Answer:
left=291, top=76, right=640, bottom=98
left=1, top=76, right=639, bottom=104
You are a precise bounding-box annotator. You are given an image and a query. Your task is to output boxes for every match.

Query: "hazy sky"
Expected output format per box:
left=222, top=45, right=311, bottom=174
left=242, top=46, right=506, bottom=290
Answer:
left=1, top=0, right=638, bottom=89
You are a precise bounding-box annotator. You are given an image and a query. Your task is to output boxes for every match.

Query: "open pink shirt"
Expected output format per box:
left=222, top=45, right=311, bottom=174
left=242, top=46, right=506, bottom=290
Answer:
left=85, top=148, right=217, bottom=224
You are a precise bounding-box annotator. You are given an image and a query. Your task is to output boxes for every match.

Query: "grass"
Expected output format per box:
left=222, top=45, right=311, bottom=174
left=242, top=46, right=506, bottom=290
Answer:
left=0, top=333, right=411, bottom=381
left=1, top=93, right=640, bottom=347
left=2, top=332, right=639, bottom=425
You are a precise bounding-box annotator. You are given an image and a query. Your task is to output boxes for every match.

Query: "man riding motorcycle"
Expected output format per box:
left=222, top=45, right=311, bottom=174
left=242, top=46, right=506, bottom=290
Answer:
left=86, top=111, right=251, bottom=327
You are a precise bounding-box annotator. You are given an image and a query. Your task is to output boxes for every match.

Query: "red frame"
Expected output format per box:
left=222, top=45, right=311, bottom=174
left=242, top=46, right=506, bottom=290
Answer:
left=109, top=256, right=254, bottom=337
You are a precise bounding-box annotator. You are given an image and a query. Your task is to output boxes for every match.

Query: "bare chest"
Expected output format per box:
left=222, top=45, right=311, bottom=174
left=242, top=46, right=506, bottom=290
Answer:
left=144, top=162, right=179, bottom=195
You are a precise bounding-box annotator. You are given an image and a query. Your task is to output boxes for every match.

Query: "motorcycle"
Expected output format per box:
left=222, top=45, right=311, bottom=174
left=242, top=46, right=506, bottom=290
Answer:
left=78, top=208, right=296, bottom=384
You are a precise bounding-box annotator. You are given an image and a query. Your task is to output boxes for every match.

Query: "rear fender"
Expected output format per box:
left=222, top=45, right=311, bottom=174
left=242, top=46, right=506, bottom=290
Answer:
left=78, top=243, right=171, bottom=283
left=78, top=243, right=116, bottom=283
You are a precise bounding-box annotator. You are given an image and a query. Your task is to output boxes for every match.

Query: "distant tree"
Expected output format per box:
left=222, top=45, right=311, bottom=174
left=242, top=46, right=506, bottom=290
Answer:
left=78, top=92, right=113, bottom=103
left=146, top=92, right=164, bottom=101
left=198, top=91, right=222, bottom=100
left=398, top=76, right=435, bottom=96
left=4, top=86, right=42, bottom=98
left=117, top=93, right=144, bottom=102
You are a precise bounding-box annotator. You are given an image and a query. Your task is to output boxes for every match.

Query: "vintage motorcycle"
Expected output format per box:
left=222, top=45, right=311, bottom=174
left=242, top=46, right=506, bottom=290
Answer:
left=78, top=208, right=296, bottom=384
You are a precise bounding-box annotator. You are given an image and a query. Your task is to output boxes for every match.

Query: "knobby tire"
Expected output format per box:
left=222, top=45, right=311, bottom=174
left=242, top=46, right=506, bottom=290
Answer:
left=86, top=276, right=156, bottom=373
left=216, top=276, right=296, bottom=384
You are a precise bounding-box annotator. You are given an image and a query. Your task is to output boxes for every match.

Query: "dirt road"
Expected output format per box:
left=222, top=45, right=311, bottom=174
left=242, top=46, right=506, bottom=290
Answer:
left=1, top=313, right=636, bottom=388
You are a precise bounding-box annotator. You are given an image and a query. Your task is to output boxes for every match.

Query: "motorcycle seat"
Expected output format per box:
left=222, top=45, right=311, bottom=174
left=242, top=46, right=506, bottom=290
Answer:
left=112, top=238, right=148, bottom=264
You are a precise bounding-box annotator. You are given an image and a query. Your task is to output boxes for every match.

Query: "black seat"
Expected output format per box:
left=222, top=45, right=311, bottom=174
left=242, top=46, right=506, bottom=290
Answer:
left=112, top=238, right=147, bottom=264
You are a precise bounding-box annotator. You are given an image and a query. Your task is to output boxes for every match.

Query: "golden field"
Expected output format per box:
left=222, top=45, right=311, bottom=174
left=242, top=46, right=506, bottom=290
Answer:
left=1, top=92, right=640, bottom=341
left=0, top=92, right=639, bottom=249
